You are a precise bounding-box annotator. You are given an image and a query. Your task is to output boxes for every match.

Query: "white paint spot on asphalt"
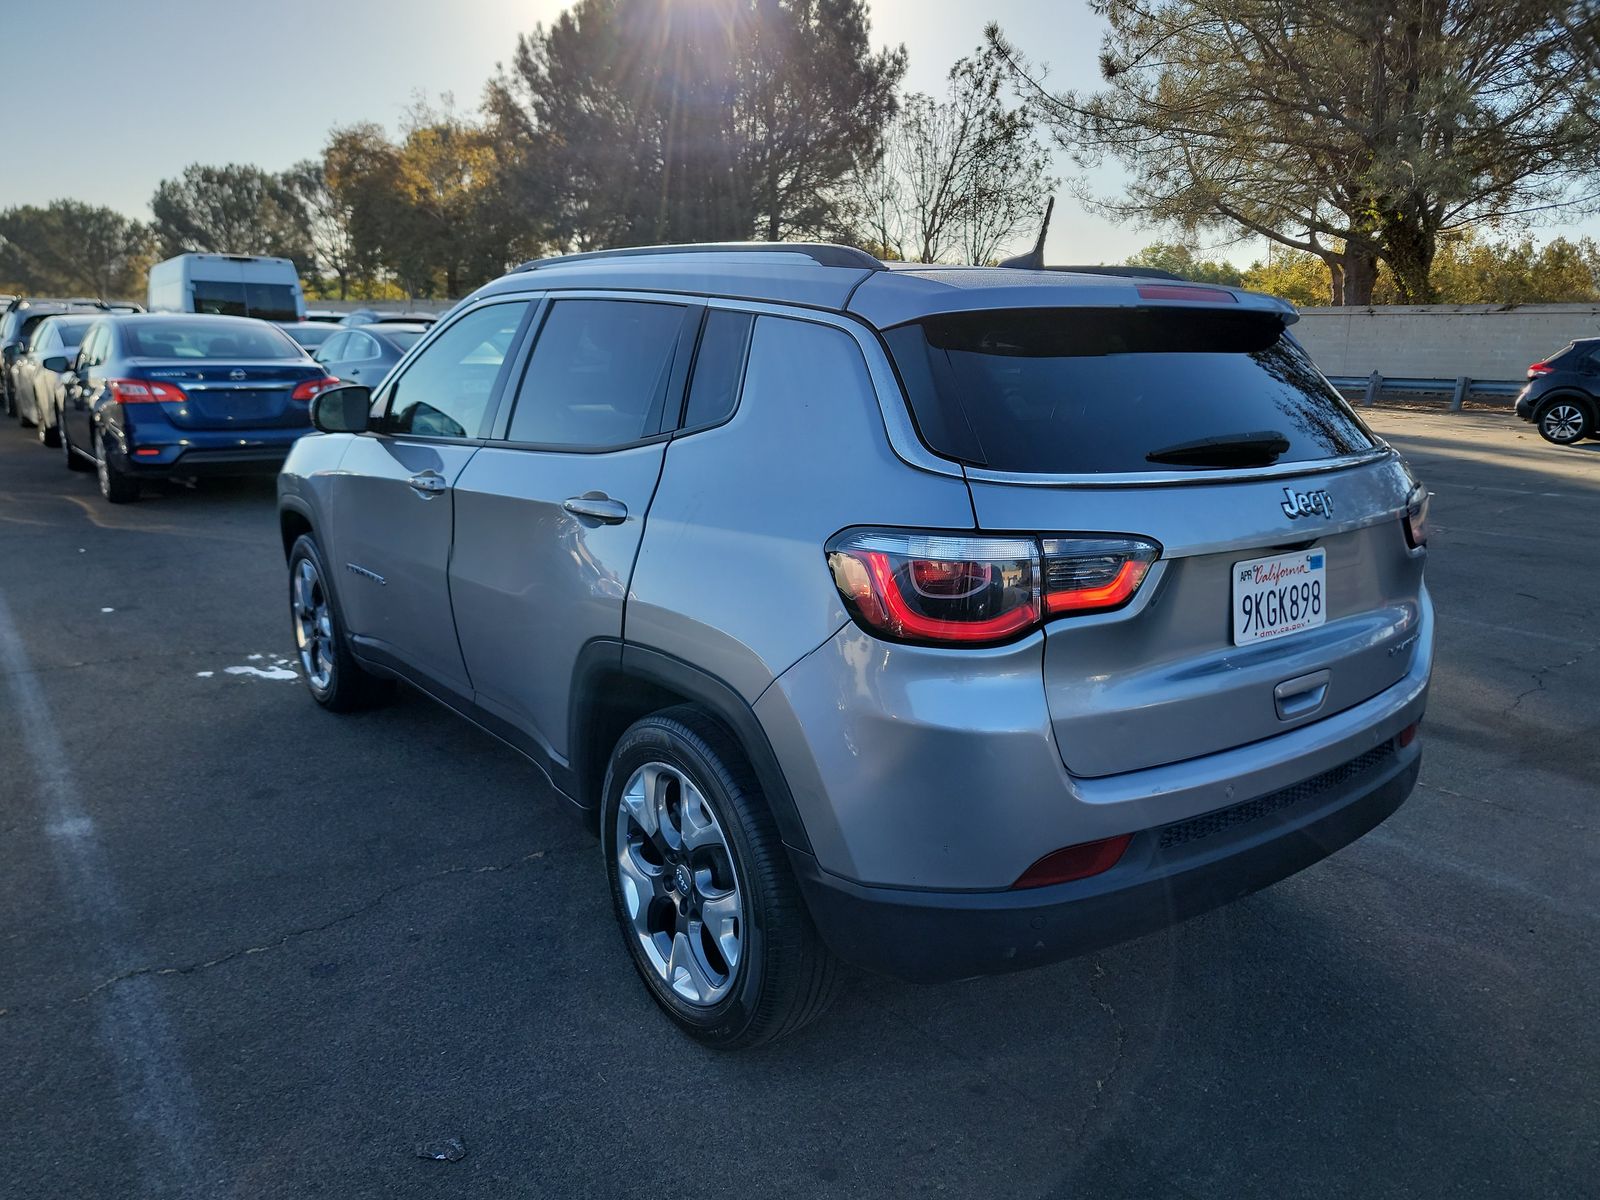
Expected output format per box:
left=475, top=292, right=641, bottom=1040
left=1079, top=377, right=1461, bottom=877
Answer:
left=195, top=671, right=213, bottom=678
left=224, top=664, right=297, bottom=681
left=100, top=607, right=114, bottom=613
left=247, top=653, right=262, bottom=660
left=46, top=816, right=95, bottom=840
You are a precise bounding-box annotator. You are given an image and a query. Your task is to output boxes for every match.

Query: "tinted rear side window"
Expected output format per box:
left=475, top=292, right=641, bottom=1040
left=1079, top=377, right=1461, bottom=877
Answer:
left=885, top=308, right=1375, bottom=474
left=682, top=310, right=754, bottom=429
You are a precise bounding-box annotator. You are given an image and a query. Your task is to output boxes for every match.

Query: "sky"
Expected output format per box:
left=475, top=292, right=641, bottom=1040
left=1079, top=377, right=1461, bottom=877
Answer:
left=4, top=0, right=1595, bottom=268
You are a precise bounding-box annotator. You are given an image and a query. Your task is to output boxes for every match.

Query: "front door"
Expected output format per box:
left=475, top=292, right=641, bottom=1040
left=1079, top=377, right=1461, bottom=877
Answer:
left=332, top=300, right=532, bottom=696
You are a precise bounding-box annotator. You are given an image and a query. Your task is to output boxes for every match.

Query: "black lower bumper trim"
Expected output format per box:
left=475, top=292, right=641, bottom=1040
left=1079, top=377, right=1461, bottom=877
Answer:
left=791, top=749, right=1420, bottom=984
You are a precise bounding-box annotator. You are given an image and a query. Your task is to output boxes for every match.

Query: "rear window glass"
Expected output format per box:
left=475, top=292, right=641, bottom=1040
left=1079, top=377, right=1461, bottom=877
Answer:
left=121, top=320, right=303, bottom=359
left=383, top=328, right=425, bottom=350
left=885, top=308, right=1375, bottom=474
left=192, top=280, right=299, bottom=322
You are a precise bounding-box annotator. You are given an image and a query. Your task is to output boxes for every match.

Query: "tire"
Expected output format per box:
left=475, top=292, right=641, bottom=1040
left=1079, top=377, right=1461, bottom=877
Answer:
left=62, top=422, right=91, bottom=471
left=95, top=431, right=139, bottom=503
left=287, top=533, right=387, bottom=711
left=1535, top=398, right=1592, bottom=446
left=601, top=706, right=839, bottom=1049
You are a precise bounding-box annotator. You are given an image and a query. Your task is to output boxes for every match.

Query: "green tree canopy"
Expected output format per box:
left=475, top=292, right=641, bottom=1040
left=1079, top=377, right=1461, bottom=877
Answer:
left=489, top=0, right=905, bottom=249
left=990, top=2, right=1600, bottom=305
left=150, top=164, right=312, bottom=271
left=1124, top=243, right=1243, bottom=287
left=0, top=201, right=153, bottom=298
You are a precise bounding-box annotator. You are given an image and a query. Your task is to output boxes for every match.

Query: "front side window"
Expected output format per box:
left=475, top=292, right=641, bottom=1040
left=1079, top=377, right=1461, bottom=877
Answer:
left=506, top=299, right=686, bottom=447
left=346, top=333, right=382, bottom=362
left=382, top=302, right=529, bottom=439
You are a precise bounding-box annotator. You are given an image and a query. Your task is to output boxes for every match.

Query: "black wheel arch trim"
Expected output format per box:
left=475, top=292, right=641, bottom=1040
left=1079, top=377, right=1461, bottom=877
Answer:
left=570, top=640, right=814, bottom=854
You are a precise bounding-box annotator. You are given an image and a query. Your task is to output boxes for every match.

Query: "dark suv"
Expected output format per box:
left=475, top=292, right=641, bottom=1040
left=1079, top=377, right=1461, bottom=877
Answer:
left=279, top=243, right=1431, bottom=1048
left=1516, top=338, right=1600, bottom=445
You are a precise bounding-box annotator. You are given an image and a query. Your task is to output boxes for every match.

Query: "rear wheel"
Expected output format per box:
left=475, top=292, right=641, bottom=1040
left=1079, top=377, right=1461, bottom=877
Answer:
left=601, top=707, right=839, bottom=1049
left=1536, top=399, right=1592, bottom=446
left=96, top=431, right=139, bottom=503
left=287, top=534, right=387, bottom=711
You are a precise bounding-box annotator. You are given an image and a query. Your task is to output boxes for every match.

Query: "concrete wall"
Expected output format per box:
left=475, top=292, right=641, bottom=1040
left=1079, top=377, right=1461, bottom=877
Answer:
left=1293, top=304, right=1600, bottom=381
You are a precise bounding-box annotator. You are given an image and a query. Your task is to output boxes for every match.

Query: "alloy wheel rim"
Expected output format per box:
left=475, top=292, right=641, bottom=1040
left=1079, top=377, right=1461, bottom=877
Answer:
left=1543, top=405, right=1583, bottom=441
left=614, top=762, right=744, bottom=1007
left=291, top=558, right=335, bottom=691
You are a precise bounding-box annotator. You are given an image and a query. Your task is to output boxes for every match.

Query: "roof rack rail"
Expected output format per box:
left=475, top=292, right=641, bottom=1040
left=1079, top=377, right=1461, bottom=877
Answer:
left=516, top=242, right=885, bottom=273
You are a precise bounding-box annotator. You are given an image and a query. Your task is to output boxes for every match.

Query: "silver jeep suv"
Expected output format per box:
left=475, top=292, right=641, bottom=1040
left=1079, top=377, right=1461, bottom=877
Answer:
left=278, top=244, right=1432, bottom=1048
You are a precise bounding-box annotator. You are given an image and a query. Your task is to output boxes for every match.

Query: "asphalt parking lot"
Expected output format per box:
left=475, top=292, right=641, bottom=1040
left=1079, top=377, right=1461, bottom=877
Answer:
left=1, top=408, right=1595, bottom=1199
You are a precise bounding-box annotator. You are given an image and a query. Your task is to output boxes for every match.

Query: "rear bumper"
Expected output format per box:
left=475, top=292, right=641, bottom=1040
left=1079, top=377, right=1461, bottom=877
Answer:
left=127, top=446, right=294, bottom=476
left=793, top=742, right=1420, bottom=983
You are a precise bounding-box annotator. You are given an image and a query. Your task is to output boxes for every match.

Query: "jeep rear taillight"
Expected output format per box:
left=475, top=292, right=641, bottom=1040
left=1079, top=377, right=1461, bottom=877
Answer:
left=1404, top=485, right=1430, bottom=550
left=826, top=529, right=1160, bottom=647
left=1528, top=361, right=1553, bottom=377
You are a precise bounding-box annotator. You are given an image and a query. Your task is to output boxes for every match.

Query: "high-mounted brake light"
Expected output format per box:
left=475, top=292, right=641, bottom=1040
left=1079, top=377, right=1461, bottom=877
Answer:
left=1404, top=485, right=1430, bottom=550
left=108, top=378, right=187, bottom=405
left=1527, top=361, right=1553, bottom=378
left=291, top=376, right=340, bottom=402
left=826, top=529, right=1160, bottom=647
left=1136, top=284, right=1238, bottom=304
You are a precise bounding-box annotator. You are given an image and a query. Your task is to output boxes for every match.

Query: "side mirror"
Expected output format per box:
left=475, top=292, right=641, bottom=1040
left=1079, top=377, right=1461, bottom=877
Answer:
left=43, top=356, right=68, bottom=373
left=309, top=383, right=372, bottom=433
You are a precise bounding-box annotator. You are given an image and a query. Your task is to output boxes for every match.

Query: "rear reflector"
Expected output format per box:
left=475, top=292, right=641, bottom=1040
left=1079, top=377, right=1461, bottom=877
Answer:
left=133, top=448, right=161, bottom=457
left=1013, top=834, right=1133, bottom=889
left=1398, top=721, right=1419, bottom=748
left=1137, top=284, right=1238, bottom=304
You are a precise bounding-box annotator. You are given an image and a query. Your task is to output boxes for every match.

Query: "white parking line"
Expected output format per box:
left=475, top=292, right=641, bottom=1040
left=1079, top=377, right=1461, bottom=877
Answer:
left=0, top=589, right=214, bottom=1197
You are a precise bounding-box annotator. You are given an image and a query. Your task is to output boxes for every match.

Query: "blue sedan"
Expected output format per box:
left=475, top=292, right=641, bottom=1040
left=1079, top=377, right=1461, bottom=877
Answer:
left=60, top=314, right=337, bottom=503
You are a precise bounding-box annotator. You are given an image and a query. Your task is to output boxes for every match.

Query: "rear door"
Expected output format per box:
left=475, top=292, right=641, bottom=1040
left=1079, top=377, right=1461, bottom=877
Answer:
left=333, top=299, right=533, bottom=695
left=885, top=305, right=1427, bottom=778
left=449, top=296, right=696, bottom=761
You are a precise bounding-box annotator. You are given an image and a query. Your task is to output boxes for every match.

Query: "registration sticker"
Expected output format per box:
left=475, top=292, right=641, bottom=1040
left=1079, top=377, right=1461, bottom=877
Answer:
left=1232, top=549, right=1326, bottom=645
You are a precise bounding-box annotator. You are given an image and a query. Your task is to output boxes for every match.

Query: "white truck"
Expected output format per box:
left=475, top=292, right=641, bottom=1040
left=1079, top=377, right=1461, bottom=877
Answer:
left=147, top=253, right=306, bottom=322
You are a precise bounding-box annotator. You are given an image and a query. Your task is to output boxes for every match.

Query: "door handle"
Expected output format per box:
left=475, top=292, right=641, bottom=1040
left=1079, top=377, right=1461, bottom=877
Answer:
left=562, top=493, right=628, bottom=524
left=407, top=472, right=448, bottom=496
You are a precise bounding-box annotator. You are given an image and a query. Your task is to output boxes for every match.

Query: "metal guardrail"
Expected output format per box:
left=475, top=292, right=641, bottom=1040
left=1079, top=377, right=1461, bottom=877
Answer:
left=1325, top=374, right=1523, bottom=411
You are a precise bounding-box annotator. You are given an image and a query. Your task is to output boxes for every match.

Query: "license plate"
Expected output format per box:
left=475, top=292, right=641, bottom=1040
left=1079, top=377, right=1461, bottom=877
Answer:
left=1232, top=549, right=1326, bottom=645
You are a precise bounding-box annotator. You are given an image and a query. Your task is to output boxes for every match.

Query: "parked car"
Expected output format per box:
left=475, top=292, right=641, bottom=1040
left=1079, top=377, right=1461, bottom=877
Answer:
left=280, top=321, right=340, bottom=353
left=304, top=309, right=345, bottom=324
left=338, top=308, right=382, bottom=327
left=62, top=313, right=337, bottom=502
left=1, top=300, right=125, bottom=414
left=12, top=313, right=97, bottom=446
left=1516, top=338, right=1599, bottom=445
left=312, top=322, right=428, bottom=388
left=278, top=244, right=1432, bottom=1048
left=147, top=253, right=305, bottom=322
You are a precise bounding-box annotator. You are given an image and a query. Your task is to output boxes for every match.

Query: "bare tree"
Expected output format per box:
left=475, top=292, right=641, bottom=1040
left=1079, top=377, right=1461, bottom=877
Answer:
left=847, top=47, right=1055, bottom=263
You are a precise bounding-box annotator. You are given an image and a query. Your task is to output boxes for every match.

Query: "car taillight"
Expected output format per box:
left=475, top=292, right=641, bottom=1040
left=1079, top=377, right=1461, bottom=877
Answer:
left=1527, top=361, right=1553, bottom=377
left=826, top=529, right=1160, bottom=647
left=1041, top=537, right=1160, bottom=615
left=1404, top=485, right=1429, bottom=550
left=1013, top=834, right=1133, bottom=889
left=107, top=378, right=186, bottom=404
left=291, top=376, right=339, bottom=402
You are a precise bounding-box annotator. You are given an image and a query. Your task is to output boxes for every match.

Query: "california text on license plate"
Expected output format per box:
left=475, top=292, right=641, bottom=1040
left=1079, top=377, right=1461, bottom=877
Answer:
left=1232, top=549, right=1326, bottom=645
